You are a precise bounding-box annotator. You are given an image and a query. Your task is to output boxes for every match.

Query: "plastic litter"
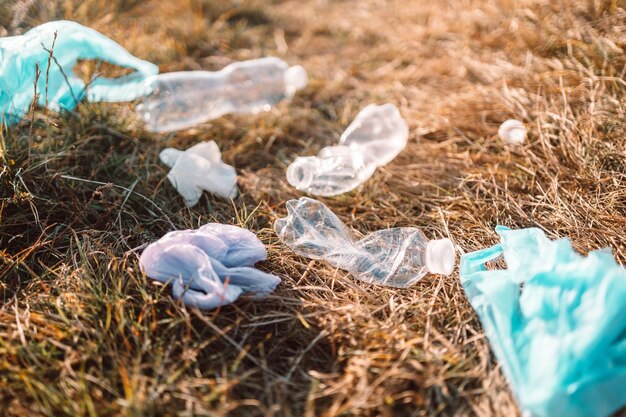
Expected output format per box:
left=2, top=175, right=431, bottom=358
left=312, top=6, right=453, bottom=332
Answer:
left=274, top=197, right=455, bottom=287
left=0, top=20, right=158, bottom=125
left=498, top=119, right=526, bottom=145
left=136, top=57, right=308, bottom=132
left=160, top=141, right=237, bottom=207
left=139, top=223, right=281, bottom=310
left=286, top=103, right=408, bottom=196
left=459, top=225, right=626, bottom=417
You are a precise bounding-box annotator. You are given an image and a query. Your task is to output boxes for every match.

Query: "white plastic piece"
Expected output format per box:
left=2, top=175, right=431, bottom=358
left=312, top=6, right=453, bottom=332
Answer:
left=136, top=57, right=308, bottom=132
left=284, top=65, right=308, bottom=93
left=498, top=119, right=527, bottom=145
left=274, top=197, right=456, bottom=287
left=286, top=103, right=408, bottom=196
left=139, top=223, right=281, bottom=310
left=159, top=141, right=237, bottom=207
left=425, top=238, right=456, bottom=275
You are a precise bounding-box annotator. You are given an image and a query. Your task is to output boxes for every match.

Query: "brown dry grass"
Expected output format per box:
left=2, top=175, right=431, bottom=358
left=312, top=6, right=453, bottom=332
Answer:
left=1, top=0, right=625, bottom=416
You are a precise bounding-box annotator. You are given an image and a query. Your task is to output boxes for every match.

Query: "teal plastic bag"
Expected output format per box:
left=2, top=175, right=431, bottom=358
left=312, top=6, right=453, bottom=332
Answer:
left=0, top=20, right=158, bottom=125
left=460, top=226, right=626, bottom=417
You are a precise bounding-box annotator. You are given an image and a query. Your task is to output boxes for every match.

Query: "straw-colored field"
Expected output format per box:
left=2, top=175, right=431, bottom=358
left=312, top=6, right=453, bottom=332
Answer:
left=1, top=0, right=625, bottom=415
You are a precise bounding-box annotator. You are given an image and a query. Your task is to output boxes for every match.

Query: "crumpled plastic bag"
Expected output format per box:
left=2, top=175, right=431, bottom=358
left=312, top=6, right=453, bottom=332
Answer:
left=139, top=223, right=280, bottom=310
left=159, top=141, right=237, bottom=206
left=459, top=225, right=626, bottom=417
left=0, top=20, right=158, bottom=125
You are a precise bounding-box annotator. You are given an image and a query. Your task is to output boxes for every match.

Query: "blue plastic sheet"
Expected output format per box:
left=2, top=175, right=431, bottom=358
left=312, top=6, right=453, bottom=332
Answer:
left=0, top=20, right=158, bottom=125
left=460, top=226, right=626, bottom=417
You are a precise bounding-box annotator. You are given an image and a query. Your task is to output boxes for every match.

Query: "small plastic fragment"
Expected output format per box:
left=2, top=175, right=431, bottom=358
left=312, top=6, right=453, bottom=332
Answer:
left=498, top=119, right=527, bottom=145
left=159, top=141, right=237, bottom=207
left=0, top=20, right=158, bottom=125
left=286, top=104, right=408, bottom=196
left=139, top=223, right=281, bottom=310
left=459, top=226, right=626, bottom=417
left=274, top=197, right=455, bottom=287
left=136, top=57, right=308, bottom=132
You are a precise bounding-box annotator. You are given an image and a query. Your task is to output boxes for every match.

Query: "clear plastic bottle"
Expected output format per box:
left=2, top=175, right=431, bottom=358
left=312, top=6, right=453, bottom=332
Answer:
left=286, top=103, right=408, bottom=196
left=136, top=57, right=308, bottom=132
left=274, top=197, right=455, bottom=287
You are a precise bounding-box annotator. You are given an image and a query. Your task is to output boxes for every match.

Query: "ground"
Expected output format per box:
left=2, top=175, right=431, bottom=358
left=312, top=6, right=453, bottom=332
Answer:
left=1, top=0, right=625, bottom=416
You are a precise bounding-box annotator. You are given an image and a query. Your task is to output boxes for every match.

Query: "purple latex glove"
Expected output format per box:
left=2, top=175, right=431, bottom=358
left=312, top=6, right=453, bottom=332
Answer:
left=139, top=223, right=280, bottom=310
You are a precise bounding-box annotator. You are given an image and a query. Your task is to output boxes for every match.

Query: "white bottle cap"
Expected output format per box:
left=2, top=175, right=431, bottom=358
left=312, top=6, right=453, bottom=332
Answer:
left=284, top=65, right=308, bottom=94
left=498, top=119, right=527, bottom=145
left=425, top=238, right=456, bottom=276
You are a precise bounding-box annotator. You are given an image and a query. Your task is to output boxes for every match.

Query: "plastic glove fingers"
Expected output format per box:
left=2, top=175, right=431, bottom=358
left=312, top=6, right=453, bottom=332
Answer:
left=172, top=276, right=242, bottom=310
left=210, top=260, right=281, bottom=294
left=187, top=141, right=222, bottom=163
left=159, top=148, right=184, bottom=168
left=219, top=248, right=267, bottom=268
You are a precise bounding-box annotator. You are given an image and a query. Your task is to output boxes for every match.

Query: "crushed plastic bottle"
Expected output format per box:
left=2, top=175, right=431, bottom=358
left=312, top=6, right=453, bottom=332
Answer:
left=0, top=20, right=158, bottom=125
left=159, top=141, right=237, bottom=207
left=274, top=197, right=455, bottom=287
left=140, top=223, right=281, bottom=310
left=498, top=119, right=527, bottom=145
left=136, top=57, right=308, bottom=132
left=286, top=104, right=408, bottom=196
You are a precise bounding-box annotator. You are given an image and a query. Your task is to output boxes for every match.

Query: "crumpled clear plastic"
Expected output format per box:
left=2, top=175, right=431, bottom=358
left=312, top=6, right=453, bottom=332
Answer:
left=274, top=197, right=455, bottom=287
left=0, top=20, right=158, bottom=125
left=286, top=104, right=408, bottom=196
left=459, top=225, right=626, bottom=417
left=159, top=141, right=237, bottom=207
left=139, top=223, right=281, bottom=310
left=136, top=57, right=308, bottom=132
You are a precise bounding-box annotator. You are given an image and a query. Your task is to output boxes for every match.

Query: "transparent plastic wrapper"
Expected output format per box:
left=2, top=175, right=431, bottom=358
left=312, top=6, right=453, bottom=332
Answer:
left=136, top=57, right=308, bottom=132
left=139, top=223, right=281, bottom=310
left=498, top=119, right=526, bottom=145
left=0, top=20, right=158, bottom=125
left=286, top=104, right=408, bottom=196
left=459, top=226, right=626, bottom=417
left=159, top=141, right=237, bottom=207
left=274, top=197, right=455, bottom=287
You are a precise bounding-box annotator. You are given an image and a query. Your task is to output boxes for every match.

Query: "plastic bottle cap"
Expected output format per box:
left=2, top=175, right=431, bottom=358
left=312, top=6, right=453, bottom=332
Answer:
left=284, top=65, right=308, bottom=93
left=498, top=119, right=527, bottom=145
left=425, top=238, right=455, bottom=276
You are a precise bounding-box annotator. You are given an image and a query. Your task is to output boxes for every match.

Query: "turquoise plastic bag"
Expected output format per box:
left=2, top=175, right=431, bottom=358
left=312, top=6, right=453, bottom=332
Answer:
left=460, top=226, right=626, bottom=417
left=0, top=20, right=158, bottom=125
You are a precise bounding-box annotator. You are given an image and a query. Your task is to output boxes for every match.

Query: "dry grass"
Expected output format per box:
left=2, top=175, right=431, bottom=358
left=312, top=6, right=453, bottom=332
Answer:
left=1, top=0, right=625, bottom=416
